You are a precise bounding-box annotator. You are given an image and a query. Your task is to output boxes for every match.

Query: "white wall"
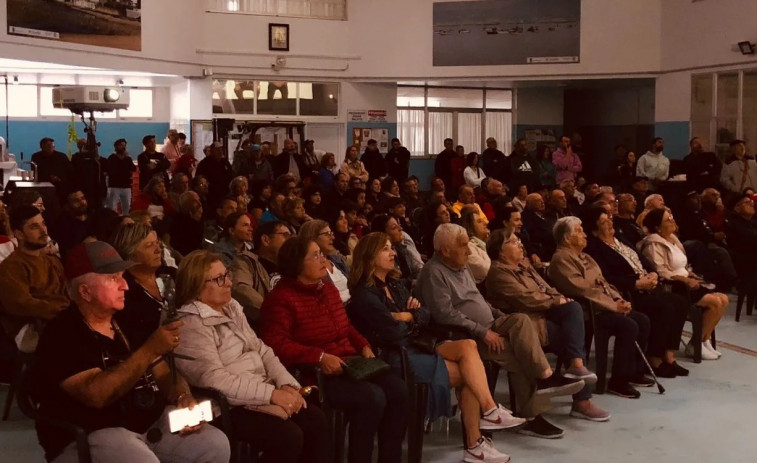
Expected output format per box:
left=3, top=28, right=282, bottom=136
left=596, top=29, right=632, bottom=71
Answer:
left=655, top=72, right=691, bottom=122
left=341, top=82, right=397, bottom=122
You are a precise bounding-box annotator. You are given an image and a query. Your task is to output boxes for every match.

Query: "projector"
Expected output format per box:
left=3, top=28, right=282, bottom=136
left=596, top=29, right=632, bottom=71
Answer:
left=52, top=86, right=130, bottom=114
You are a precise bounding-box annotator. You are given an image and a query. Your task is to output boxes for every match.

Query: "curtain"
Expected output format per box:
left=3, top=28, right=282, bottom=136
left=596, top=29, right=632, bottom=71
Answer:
left=458, top=112, right=482, bottom=154
left=398, top=109, right=425, bottom=157
left=486, top=111, right=513, bottom=154
left=428, top=111, right=453, bottom=155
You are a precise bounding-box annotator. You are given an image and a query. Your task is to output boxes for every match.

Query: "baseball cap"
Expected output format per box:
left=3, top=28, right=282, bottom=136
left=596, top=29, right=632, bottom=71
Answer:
left=65, top=241, right=136, bottom=280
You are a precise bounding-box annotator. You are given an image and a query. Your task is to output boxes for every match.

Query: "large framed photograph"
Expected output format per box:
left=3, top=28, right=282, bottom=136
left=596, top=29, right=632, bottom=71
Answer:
left=269, top=23, right=290, bottom=52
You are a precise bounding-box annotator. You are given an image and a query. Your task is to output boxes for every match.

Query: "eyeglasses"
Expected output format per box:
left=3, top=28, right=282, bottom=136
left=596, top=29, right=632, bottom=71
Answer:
left=270, top=231, right=292, bottom=238
left=304, top=251, right=325, bottom=262
left=318, top=230, right=334, bottom=237
left=205, top=271, right=232, bottom=287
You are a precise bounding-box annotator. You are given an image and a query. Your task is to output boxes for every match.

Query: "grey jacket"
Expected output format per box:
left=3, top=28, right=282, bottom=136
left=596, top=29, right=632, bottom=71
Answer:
left=230, top=249, right=270, bottom=322
left=175, top=299, right=300, bottom=407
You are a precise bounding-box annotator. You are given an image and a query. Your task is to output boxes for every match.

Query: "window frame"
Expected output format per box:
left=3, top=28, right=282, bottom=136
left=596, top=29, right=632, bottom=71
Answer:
left=205, top=0, right=348, bottom=21
left=212, top=79, right=340, bottom=120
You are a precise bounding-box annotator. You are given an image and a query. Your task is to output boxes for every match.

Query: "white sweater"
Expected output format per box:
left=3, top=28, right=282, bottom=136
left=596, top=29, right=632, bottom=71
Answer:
left=464, top=166, right=486, bottom=188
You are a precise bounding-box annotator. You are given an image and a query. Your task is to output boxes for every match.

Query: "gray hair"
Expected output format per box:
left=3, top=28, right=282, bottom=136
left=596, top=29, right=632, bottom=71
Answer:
left=178, top=191, right=199, bottom=214
left=67, top=273, right=98, bottom=302
left=107, top=223, right=153, bottom=260
left=553, top=216, right=582, bottom=247
left=433, top=223, right=467, bottom=252
left=644, top=194, right=663, bottom=208
left=229, top=176, right=248, bottom=194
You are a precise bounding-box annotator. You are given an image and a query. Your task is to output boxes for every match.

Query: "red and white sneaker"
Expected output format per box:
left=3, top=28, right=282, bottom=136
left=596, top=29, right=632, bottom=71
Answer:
left=464, top=436, right=511, bottom=463
left=479, top=404, right=526, bottom=430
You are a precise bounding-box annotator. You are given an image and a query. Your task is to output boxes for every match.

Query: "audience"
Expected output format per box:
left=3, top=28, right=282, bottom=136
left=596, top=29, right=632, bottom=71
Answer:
left=460, top=205, right=491, bottom=283
left=509, top=139, right=538, bottom=191
left=636, top=138, right=670, bottom=188
left=50, top=189, right=91, bottom=258
left=481, top=137, right=508, bottom=185
left=299, top=220, right=351, bottom=304
left=170, top=191, right=205, bottom=257
left=386, top=138, right=411, bottom=182
left=261, top=236, right=409, bottom=463
left=522, top=192, right=556, bottom=261
left=196, top=142, right=233, bottom=211
left=253, top=220, right=291, bottom=290
left=683, top=137, right=721, bottom=193
left=451, top=185, right=489, bottom=226
left=371, top=214, right=424, bottom=281
left=175, top=250, right=329, bottom=463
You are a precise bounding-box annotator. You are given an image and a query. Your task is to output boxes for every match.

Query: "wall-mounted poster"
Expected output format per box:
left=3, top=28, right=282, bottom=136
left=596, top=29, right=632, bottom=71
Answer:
left=433, top=0, right=580, bottom=66
left=353, top=127, right=390, bottom=154
left=8, top=0, right=142, bottom=51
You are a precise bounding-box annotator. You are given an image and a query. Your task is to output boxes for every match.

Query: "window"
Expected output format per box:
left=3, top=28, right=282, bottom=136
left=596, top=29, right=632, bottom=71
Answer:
left=206, top=0, right=347, bottom=20
left=212, top=79, right=339, bottom=117
left=0, top=85, right=38, bottom=117
left=118, top=89, right=153, bottom=118
left=397, top=85, right=513, bottom=156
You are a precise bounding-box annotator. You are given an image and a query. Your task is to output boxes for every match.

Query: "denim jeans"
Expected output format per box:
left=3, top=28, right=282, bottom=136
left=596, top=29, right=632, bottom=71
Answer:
left=52, top=407, right=230, bottom=463
left=107, top=187, right=132, bottom=214
left=545, top=301, right=592, bottom=401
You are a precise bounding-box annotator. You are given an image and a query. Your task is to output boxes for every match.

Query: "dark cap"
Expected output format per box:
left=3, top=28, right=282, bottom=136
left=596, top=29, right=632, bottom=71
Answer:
left=65, top=241, right=136, bottom=280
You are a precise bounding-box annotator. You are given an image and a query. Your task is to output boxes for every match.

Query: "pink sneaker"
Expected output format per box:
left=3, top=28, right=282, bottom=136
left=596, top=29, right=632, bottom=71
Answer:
left=569, top=401, right=611, bottom=422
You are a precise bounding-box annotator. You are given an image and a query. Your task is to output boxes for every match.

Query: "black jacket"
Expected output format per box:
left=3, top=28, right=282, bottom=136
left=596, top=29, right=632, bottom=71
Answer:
left=386, top=146, right=410, bottom=181
left=481, top=148, right=508, bottom=184
left=522, top=209, right=556, bottom=261
left=584, top=235, right=655, bottom=295
left=724, top=213, right=757, bottom=274
left=361, top=148, right=387, bottom=180
left=683, top=151, right=722, bottom=193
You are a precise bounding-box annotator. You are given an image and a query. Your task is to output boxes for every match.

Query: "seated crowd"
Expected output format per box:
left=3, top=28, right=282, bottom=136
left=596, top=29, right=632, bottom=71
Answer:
left=0, top=133, right=751, bottom=463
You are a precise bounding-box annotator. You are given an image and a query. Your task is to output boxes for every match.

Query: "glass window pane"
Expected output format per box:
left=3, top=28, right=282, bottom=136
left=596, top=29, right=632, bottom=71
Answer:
left=397, top=87, right=425, bottom=108
left=427, top=88, right=483, bottom=109
left=39, top=86, right=73, bottom=117
left=716, top=73, right=738, bottom=117
left=257, top=81, right=296, bottom=115
left=743, top=71, right=757, bottom=122
left=397, top=109, right=424, bottom=156
left=485, top=90, right=513, bottom=110
left=743, top=119, right=757, bottom=156
left=428, top=111, right=453, bottom=154
left=485, top=112, right=513, bottom=155
left=690, top=120, right=711, bottom=152
left=691, top=74, right=713, bottom=121
left=299, top=83, right=338, bottom=116
left=212, top=79, right=255, bottom=114
left=119, top=89, right=153, bottom=118
left=457, top=113, right=482, bottom=153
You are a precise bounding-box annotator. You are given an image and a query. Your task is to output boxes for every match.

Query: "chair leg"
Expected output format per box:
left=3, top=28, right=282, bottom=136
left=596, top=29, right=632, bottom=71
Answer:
left=594, top=335, right=610, bottom=394
left=736, top=292, right=745, bottom=322
left=690, top=305, right=703, bottom=364
left=710, top=330, right=716, bottom=351
left=407, top=384, right=427, bottom=463
left=747, top=293, right=755, bottom=316
left=1, top=379, right=15, bottom=421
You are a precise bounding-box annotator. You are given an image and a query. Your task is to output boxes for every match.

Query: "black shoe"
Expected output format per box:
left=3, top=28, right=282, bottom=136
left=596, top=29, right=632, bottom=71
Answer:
left=607, top=379, right=641, bottom=399
left=517, top=415, right=564, bottom=439
left=628, top=374, right=655, bottom=387
left=670, top=361, right=689, bottom=377
left=652, top=362, right=677, bottom=378
left=536, top=375, right=585, bottom=398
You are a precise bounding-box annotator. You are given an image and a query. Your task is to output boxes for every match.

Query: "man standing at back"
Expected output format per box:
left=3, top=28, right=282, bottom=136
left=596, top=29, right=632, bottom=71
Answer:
left=360, top=139, right=386, bottom=181
left=683, top=137, right=721, bottom=193
left=137, top=135, right=170, bottom=189
left=161, top=129, right=182, bottom=172
left=636, top=137, right=670, bottom=188
left=32, top=137, right=72, bottom=201
left=106, top=139, right=136, bottom=214
left=552, top=135, right=582, bottom=185
left=435, top=138, right=456, bottom=200
left=386, top=138, right=411, bottom=182
left=482, top=137, right=508, bottom=185
left=0, top=206, right=69, bottom=353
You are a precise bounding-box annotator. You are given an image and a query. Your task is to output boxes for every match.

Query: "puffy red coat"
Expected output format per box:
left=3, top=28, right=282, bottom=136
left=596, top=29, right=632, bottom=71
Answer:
left=260, top=277, right=369, bottom=366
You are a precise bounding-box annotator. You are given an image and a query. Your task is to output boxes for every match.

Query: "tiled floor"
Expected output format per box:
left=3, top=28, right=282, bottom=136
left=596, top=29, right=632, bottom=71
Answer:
left=3, top=294, right=757, bottom=462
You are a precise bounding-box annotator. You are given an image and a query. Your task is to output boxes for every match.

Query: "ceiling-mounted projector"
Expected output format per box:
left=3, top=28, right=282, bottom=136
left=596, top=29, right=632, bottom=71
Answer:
left=52, top=86, right=130, bottom=114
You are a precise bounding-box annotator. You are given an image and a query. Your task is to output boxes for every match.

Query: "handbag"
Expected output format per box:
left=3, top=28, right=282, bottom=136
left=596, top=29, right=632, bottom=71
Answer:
left=409, top=332, right=438, bottom=355
left=343, top=356, right=391, bottom=381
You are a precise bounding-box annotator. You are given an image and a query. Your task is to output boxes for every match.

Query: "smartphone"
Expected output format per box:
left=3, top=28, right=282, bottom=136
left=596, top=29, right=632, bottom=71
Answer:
left=168, top=400, right=213, bottom=433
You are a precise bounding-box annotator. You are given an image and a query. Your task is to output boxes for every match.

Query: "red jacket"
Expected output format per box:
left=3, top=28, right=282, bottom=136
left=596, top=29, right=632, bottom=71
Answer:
left=260, top=277, right=369, bottom=366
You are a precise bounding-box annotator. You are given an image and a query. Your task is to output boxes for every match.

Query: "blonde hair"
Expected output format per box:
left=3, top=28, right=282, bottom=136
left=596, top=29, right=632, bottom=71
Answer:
left=176, top=250, right=224, bottom=307
left=299, top=219, right=329, bottom=243
left=347, top=232, right=400, bottom=292
left=107, top=223, right=153, bottom=261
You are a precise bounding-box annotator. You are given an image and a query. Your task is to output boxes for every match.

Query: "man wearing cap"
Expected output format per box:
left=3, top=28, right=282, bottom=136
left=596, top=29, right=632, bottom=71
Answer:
left=0, top=206, right=69, bottom=353
left=249, top=143, right=274, bottom=184
left=34, top=241, right=231, bottom=463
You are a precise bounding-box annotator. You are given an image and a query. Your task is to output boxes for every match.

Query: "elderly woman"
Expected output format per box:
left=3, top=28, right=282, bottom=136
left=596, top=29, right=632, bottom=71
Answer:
left=548, top=217, right=652, bottom=399
left=341, top=146, right=369, bottom=183
left=299, top=219, right=351, bottom=304
left=281, top=197, right=310, bottom=234
left=260, top=236, right=408, bottom=463
left=348, top=232, right=519, bottom=459
left=174, top=250, right=329, bottom=463
left=108, top=223, right=166, bottom=349
left=460, top=205, right=491, bottom=283
left=638, top=208, right=727, bottom=360
left=582, top=206, right=692, bottom=376
left=229, top=175, right=252, bottom=214
left=485, top=229, right=607, bottom=422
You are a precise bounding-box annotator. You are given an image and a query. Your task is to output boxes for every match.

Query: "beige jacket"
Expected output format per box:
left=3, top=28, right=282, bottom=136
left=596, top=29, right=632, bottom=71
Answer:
left=340, top=160, right=369, bottom=182
left=485, top=260, right=562, bottom=345
left=230, top=249, right=270, bottom=322
left=175, top=299, right=300, bottom=407
left=548, top=247, right=623, bottom=313
left=467, top=237, right=491, bottom=283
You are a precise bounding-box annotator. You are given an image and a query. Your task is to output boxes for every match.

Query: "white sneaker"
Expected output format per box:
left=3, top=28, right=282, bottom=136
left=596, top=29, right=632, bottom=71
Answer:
left=700, top=342, right=719, bottom=360
left=464, top=436, right=511, bottom=463
left=703, top=339, right=722, bottom=358
left=480, top=404, right=526, bottom=430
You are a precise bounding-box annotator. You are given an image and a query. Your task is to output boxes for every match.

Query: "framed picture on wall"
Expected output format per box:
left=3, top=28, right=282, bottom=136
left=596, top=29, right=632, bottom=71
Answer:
left=269, top=23, right=290, bottom=51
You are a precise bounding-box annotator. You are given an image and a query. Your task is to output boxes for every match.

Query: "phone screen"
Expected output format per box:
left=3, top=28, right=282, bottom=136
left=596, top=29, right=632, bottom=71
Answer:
left=168, top=400, right=213, bottom=433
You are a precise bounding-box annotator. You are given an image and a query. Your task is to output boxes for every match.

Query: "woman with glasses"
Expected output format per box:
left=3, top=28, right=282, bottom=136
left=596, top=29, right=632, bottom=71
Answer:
left=261, top=236, right=409, bottom=463
left=638, top=208, right=727, bottom=362
left=348, top=232, right=521, bottom=459
left=299, top=219, right=351, bottom=304
left=174, top=249, right=329, bottom=463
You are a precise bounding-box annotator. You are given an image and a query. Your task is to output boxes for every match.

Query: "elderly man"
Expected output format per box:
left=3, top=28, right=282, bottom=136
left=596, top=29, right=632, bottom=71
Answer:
left=253, top=220, right=292, bottom=290
left=635, top=193, right=665, bottom=229
left=479, top=177, right=509, bottom=220
left=548, top=217, right=652, bottom=399
left=34, top=241, right=230, bottom=463
left=162, top=129, right=182, bottom=170
left=418, top=224, right=585, bottom=439
left=485, top=229, right=608, bottom=423
left=521, top=193, right=556, bottom=261
left=451, top=185, right=489, bottom=226
left=560, top=179, right=581, bottom=214
left=0, top=206, right=69, bottom=353
left=544, top=189, right=572, bottom=223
